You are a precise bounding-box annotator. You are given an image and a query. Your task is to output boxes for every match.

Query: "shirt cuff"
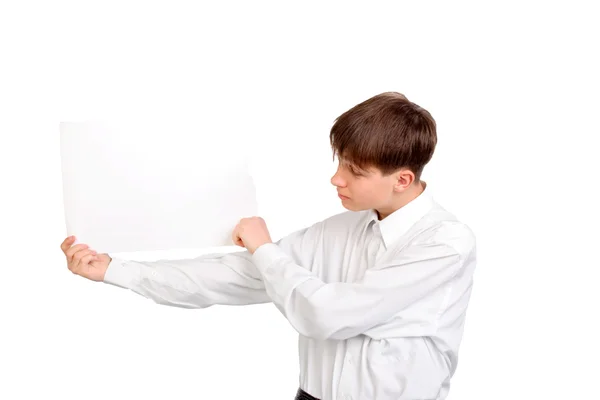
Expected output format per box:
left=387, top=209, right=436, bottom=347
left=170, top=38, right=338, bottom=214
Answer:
left=251, top=243, right=290, bottom=274
left=102, top=256, right=140, bottom=289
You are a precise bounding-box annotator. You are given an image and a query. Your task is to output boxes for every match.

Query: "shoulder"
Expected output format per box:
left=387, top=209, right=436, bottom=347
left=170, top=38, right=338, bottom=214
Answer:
left=285, top=210, right=370, bottom=246
left=412, top=203, right=477, bottom=259
left=275, top=210, right=367, bottom=266
left=319, top=209, right=371, bottom=233
left=276, top=209, right=363, bottom=247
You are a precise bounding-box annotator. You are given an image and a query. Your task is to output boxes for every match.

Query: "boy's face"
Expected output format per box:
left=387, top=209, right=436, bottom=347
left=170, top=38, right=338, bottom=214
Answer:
left=330, top=158, right=400, bottom=213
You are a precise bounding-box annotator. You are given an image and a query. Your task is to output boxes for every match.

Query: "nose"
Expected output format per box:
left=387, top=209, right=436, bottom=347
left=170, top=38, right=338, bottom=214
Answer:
left=330, top=167, right=346, bottom=188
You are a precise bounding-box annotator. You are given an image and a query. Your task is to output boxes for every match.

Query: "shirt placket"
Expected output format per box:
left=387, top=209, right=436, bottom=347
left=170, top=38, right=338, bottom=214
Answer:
left=368, top=222, right=383, bottom=267
left=337, top=222, right=383, bottom=400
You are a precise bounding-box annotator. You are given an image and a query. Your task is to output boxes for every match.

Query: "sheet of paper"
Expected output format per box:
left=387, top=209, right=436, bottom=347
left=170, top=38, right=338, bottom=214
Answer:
left=60, top=120, right=258, bottom=254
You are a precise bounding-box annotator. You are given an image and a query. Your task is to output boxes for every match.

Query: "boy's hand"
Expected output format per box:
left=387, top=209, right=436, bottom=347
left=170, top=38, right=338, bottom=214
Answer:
left=232, top=217, right=273, bottom=254
left=60, top=236, right=112, bottom=282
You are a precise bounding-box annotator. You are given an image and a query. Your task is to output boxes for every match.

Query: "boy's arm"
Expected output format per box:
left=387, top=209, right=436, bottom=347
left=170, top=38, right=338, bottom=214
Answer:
left=102, top=223, right=321, bottom=308
left=103, top=250, right=269, bottom=308
left=250, top=225, right=476, bottom=340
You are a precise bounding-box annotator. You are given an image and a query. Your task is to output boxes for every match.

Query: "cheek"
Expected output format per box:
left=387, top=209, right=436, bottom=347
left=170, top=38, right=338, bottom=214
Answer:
left=362, top=181, right=387, bottom=202
left=354, top=181, right=377, bottom=201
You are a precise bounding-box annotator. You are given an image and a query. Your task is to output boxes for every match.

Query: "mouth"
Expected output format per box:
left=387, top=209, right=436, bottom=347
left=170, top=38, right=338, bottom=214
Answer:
left=338, top=193, right=350, bottom=200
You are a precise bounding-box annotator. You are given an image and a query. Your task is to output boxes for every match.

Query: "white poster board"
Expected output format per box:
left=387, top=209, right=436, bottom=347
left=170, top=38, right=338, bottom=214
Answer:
left=60, top=120, right=258, bottom=254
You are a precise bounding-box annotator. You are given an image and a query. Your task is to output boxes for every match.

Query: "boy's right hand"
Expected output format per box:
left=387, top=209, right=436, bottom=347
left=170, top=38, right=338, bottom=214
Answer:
left=61, top=236, right=112, bottom=282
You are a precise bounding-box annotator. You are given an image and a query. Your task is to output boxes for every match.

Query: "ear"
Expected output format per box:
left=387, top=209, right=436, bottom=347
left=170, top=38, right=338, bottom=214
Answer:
left=393, top=168, right=415, bottom=192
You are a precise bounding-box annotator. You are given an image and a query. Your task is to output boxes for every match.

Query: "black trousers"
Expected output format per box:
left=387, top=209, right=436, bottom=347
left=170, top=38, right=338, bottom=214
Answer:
left=295, top=388, right=320, bottom=400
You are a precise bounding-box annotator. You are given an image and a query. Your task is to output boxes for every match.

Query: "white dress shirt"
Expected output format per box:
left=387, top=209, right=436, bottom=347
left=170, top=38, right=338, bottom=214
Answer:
left=104, top=183, right=477, bottom=400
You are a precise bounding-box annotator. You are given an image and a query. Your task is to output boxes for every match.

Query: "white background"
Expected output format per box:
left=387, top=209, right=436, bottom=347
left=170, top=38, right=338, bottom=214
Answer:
left=1, top=1, right=599, bottom=399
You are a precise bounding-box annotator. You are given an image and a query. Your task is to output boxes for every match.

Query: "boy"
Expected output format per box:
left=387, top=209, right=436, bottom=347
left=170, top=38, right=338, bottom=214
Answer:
left=61, top=92, right=476, bottom=400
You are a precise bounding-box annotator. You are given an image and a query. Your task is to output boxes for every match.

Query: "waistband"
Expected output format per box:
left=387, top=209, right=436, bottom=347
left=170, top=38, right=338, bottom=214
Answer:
left=295, top=388, right=320, bottom=400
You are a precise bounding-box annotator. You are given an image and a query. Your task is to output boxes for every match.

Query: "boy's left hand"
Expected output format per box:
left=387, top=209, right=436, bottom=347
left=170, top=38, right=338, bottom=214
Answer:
left=232, top=217, right=273, bottom=254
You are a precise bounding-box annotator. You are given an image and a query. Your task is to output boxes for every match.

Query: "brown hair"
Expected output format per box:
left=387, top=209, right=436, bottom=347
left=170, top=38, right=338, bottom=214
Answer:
left=329, top=91, right=437, bottom=182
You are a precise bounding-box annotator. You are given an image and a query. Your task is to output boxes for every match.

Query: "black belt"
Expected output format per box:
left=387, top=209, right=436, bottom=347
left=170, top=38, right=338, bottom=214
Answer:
left=295, top=388, right=320, bottom=400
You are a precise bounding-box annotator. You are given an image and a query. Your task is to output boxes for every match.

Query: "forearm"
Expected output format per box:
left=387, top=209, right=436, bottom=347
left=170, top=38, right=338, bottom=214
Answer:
left=252, top=249, right=389, bottom=340
left=103, top=251, right=270, bottom=308
left=101, top=219, right=322, bottom=309
left=252, top=242, right=464, bottom=340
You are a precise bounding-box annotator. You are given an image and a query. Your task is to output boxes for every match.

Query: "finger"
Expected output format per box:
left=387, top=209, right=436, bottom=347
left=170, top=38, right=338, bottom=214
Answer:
left=231, top=229, right=244, bottom=247
left=65, top=244, right=89, bottom=261
left=72, top=249, right=95, bottom=263
left=79, top=254, right=96, bottom=267
left=72, top=253, right=96, bottom=274
left=66, top=245, right=90, bottom=265
left=70, top=249, right=95, bottom=272
left=60, top=236, right=77, bottom=254
left=72, top=252, right=97, bottom=274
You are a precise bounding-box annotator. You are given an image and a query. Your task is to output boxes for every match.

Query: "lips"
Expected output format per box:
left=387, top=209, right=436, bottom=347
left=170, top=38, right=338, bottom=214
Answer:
left=338, top=193, right=349, bottom=200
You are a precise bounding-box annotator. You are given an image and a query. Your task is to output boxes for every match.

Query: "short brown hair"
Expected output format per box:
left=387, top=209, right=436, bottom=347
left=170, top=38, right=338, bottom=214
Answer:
left=329, top=91, right=437, bottom=182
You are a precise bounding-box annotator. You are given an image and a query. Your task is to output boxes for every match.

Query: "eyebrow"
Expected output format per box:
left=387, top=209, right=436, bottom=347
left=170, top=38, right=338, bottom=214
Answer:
left=341, top=159, right=369, bottom=174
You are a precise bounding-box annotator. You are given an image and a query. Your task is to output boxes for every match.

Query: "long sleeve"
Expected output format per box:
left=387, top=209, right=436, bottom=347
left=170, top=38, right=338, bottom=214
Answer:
left=103, top=250, right=269, bottom=308
left=102, top=221, right=323, bottom=309
left=251, top=237, right=475, bottom=341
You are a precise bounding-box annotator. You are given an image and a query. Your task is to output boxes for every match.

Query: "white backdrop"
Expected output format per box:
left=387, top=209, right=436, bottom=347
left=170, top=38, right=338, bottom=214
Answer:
left=1, top=1, right=599, bottom=399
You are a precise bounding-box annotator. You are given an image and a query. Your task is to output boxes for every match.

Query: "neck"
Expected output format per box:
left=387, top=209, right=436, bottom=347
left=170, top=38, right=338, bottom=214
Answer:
left=377, top=180, right=426, bottom=220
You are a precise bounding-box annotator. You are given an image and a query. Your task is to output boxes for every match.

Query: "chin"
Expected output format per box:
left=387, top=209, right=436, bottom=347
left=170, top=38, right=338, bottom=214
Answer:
left=340, top=200, right=364, bottom=212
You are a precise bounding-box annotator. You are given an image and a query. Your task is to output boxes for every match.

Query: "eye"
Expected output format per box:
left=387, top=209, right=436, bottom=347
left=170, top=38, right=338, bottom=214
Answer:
left=349, top=166, right=363, bottom=176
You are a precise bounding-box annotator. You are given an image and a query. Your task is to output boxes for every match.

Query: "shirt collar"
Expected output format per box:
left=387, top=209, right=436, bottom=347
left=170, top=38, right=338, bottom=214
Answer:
left=366, top=181, right=435, bottom=248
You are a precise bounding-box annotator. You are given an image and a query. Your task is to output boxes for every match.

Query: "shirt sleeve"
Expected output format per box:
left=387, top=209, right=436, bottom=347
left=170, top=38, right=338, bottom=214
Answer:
left=251, top=239, right=473, bottom=340
left=102, top=222, right=323, bottom=309
left=102, top=250, right=269, bottom=308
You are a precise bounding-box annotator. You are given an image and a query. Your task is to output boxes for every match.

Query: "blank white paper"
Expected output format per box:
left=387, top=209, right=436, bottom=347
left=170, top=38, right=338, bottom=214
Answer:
left=59, top=120, right=258, bottom=254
